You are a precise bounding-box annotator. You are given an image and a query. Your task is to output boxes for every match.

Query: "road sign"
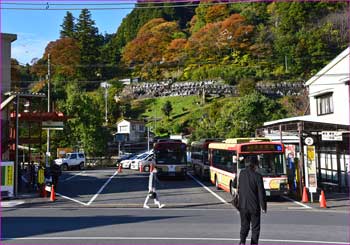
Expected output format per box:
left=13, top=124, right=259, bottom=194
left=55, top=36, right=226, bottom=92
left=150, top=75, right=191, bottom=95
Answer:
left=42, top=121, right=64, bottom=130
left=304, top=137, right=314, bottom=146
left=321, top=131, right=343, bottom=141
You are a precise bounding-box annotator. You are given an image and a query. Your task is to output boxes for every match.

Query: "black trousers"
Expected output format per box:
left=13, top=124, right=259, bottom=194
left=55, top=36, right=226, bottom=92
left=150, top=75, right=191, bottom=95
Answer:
left=239, top=209, right=261, bottom=244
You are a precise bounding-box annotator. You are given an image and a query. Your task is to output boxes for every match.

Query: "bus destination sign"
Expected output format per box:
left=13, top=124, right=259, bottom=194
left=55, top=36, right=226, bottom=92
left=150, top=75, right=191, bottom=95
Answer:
left=241, top=144, right=283, bottom=152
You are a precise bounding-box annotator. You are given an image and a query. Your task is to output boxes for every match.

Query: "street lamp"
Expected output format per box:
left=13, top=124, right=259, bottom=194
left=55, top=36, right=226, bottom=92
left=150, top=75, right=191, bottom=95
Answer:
left=100, top=81, right=111, bottom=124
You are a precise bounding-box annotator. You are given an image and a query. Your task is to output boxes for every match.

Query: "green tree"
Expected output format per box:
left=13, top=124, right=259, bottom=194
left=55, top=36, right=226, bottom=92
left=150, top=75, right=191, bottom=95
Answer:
left=162, top=100, right=173, bottom=118
left=60, top=11, right=75, bottom=38
left=58, top=82, right=108, bottom=156
left=217, top=92, right=286, bottom=137
left=75, top=9, right=100, bottom=85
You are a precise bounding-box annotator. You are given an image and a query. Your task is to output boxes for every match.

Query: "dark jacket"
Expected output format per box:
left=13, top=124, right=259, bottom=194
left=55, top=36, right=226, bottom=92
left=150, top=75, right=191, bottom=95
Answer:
left=238, top=167, right=267, bottom=212
left=50, top=164, right=62, bottom=177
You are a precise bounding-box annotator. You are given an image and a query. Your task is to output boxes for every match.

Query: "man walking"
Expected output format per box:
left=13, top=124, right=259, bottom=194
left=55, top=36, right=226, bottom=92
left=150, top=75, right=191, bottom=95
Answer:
left=238, top=156, right=267, bottom=245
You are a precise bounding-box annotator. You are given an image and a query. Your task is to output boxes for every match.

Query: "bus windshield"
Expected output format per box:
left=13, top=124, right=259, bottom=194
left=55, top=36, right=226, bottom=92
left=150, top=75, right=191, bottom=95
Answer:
left=239, top=153, right=286, bottom=177
left=155, top=150, right=186, bottom=165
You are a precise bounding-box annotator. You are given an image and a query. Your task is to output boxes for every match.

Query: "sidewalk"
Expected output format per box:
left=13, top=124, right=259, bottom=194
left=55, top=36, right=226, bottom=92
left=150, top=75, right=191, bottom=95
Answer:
left=289, top=191, right=350, bottom=211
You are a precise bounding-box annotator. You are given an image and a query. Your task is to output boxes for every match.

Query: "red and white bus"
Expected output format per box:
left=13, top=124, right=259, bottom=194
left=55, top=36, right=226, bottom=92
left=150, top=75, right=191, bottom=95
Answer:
left=191, top=139, right=222, bottom=179
left=209, top=138, right=289, bottom=197
left=154, top=140, right=187, bottom=178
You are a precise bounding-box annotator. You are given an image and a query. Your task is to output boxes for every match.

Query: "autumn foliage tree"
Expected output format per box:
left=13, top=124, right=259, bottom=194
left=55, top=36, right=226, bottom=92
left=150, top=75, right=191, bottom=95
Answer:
left=122, top=18, right=184, bottom=77
left=31, top=38, right=80, bottom=80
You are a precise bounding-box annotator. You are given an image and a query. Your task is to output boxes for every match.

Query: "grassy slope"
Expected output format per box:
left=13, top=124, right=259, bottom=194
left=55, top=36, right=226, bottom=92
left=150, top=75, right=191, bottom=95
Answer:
left=130, top=95, right=234, bottom=135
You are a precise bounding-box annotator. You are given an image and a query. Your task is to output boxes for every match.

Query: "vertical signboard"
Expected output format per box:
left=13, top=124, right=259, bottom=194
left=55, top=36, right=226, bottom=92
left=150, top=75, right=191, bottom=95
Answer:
left=305, top=146, right=317, bottom=193
left=1, top=161, right=15, bottom=197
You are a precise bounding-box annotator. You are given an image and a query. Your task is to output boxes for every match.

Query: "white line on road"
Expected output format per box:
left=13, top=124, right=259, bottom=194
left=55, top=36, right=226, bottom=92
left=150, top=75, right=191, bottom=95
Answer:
left=61, top=171, right=85, bottom=182
left=187, top=173, right=228, bottom=204
left=87, top=170, right=119, bottom=206
left=282, top=195, right=312, bottom=209
left=5, top=236, right=348, bottom=244
left=55, top=193, right=88, bottom=206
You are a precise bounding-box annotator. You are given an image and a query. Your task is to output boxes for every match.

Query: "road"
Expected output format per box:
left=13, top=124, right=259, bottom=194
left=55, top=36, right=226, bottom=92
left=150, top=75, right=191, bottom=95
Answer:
left=2, top=169, right=349, bottom=244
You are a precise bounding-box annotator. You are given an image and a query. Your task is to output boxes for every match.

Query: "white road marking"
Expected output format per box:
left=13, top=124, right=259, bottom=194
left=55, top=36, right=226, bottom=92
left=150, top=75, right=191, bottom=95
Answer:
left=87, top=170, right=119, bottom=206
left=0, top=200, right=24, bottom=208
left=61, top=171, right=85, bottom=182
left=55, top=193, right=88, bottom=206
left=5, top=236, right=348, bottom=244
left=282, top=195, right=312, bottom=209
left=187, top=173, right=228, bottom=204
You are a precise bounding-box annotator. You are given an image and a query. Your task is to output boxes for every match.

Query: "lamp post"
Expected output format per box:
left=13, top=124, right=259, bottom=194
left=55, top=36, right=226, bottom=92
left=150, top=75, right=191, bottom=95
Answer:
left=100, top=81, right=111, bottom=124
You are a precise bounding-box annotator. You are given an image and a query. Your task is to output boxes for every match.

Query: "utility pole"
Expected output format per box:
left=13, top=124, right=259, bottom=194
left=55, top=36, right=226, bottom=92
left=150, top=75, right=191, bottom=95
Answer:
left=46, top=53, right=51, bottom=167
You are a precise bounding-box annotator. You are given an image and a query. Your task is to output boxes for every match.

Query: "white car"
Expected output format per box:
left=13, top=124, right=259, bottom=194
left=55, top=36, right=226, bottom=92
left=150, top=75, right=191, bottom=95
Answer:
left=121, top=153, right=146, bottom=169
left=130, top=153, right=154, bottom=171
left=54, top=152, right=85, bottom=170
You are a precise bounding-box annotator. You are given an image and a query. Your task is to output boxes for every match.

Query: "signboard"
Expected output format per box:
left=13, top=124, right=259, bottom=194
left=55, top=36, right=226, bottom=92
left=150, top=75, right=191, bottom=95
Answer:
left=1, top=161, right=14, bottom=197
left=304, top=137, right=314, bottom=146
left=42, top=121, right=64, bottom=130
left=321, top=131, right=343, bottom=141
left=305, top=146, right=317, bottom=193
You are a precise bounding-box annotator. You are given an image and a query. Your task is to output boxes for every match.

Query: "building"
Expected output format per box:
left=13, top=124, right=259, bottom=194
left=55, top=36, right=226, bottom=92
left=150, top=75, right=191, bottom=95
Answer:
left=1, top=33, right=17, bottom=159
left=115, top=119, right=146, bottom=142
left=257, top=47, right=350, bottom=193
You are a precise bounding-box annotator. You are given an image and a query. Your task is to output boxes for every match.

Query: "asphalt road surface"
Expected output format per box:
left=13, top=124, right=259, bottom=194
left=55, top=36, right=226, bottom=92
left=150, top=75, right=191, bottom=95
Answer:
left=2, top=169, right=349, bottom=244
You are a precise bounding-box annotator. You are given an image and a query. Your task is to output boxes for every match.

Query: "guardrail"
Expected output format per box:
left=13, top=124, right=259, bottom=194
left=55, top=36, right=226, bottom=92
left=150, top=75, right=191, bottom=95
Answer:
left=85, top=157, right=115, bottom=168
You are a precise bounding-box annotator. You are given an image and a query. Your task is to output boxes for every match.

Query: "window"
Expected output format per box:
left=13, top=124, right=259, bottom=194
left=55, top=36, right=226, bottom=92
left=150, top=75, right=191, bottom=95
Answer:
left=131, top=125, right=136, bottom=130
left=119, top=125, right=128, bottom=133
left=139, top=125, right=145, bottom=131
left=212, top=149, right=237, bottom=172
left=316, top=93, right=333, bottom=115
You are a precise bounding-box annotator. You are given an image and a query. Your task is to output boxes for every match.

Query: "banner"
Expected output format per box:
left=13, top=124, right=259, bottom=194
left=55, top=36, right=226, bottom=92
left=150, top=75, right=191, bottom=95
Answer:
left=1, top=161, right=14, bottom=197
left=305, top=146, right=317, bottom=193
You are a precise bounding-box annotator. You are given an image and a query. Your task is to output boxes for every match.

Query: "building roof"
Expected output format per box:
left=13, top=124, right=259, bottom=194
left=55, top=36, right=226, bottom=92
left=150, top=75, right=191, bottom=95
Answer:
left=305, top=47, right=350, bottom=86
left=1, top=33, right=17, bottom=42
left=116, top=118, right=145, bottom=125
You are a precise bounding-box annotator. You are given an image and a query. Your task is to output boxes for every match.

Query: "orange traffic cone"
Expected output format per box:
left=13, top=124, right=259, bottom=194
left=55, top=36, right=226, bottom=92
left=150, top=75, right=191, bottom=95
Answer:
left=150, top=164, right=154, bottom=172
left=319, top=190, right=327, bottom=208
left=302, top=186, right=309, bottom=203
left=118, top=164, right=122, bottom=173
left=50, top=185, right=56, bottom=202
left=139, top=164, right=143, bottom=173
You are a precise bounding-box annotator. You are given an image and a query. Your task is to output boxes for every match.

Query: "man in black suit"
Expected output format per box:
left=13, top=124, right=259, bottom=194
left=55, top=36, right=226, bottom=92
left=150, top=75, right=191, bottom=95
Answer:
left=238, top=156, right=267, bottom=245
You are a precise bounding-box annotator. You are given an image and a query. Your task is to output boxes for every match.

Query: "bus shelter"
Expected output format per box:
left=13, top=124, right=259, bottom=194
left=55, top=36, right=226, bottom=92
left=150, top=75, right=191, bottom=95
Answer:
left=256, top=118, right=350, bottom=196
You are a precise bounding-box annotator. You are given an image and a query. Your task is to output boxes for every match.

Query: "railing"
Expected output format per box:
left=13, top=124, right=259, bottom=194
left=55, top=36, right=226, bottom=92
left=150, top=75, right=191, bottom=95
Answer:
left=85, top=157, right=116, bottom=168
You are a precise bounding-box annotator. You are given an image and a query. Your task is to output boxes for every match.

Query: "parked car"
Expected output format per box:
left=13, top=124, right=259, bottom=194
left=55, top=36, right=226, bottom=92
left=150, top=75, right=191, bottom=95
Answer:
left=54, top=152, right=85, bottom=170
left=130, top=153, right=154, bottom=171
left=115, top=153, right=136, bottom=166
left=120, top=154, right=144, bottom=169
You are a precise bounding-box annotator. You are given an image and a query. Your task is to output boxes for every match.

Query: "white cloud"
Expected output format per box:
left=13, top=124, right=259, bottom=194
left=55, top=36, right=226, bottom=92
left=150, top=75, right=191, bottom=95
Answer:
left=11, top=33, right=51, bottom=65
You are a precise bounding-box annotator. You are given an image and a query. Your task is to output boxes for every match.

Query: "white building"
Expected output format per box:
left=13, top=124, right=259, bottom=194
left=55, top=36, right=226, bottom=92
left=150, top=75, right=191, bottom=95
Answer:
left=259, top=47, right=350, bottom=192
left=115, top=119, right=146, bottom=142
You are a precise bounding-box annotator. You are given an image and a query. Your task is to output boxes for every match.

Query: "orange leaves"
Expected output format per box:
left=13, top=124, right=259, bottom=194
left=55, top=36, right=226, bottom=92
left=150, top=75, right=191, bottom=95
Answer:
left=31, top=38, right=80, bottom=79
left=122, top=18, right=183, bottom=66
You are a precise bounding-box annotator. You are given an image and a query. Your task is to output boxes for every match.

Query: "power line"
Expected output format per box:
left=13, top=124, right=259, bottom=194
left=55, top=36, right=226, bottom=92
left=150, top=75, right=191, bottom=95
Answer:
left=1, top=1, right=236, bottom=10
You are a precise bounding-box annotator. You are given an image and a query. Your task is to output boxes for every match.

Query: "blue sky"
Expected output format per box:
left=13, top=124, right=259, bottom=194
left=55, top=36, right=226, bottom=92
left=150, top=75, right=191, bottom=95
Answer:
left=1, top=1, right=135, bottom=64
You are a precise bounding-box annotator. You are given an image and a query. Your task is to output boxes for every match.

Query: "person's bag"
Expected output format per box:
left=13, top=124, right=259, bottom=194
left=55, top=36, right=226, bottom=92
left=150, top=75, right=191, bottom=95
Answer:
left=231, top=191, right=239, bottom=210
left=148, top=191, right=157, bottom=199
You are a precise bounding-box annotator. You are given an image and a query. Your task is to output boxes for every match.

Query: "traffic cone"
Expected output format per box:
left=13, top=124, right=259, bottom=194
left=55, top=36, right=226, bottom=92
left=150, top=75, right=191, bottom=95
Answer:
left=302, top=186, right=309, bottom=203
left=150, top=164, right=154, bottom=172
left=319, top=190, right=327, bottom=208
left=139, top=164, right=143, bottom=173
left=50, top=185, right=56, bottom=202
left=118, top=164, right=122, bottom=173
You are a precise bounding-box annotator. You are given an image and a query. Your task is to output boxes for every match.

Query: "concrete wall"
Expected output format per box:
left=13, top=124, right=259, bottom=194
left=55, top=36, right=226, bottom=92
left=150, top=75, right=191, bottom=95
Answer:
left=1, top=33, right=17, bottom=94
